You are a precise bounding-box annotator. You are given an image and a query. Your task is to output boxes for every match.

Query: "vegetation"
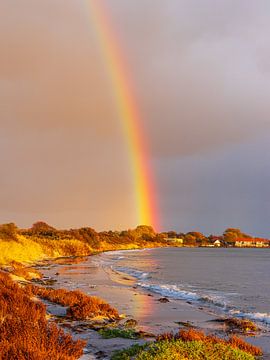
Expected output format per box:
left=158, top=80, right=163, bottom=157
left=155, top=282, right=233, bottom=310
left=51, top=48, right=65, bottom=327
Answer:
left=99, top=327, right=139, bottom=339
left=0, top=271, right=85, bottom=359
left=0, top=221, right=269, bottom=266
left=0, top=222, right=172, bottom=265
left=222, top=318, right=258, bottom=333
left=112, top=329, right=262, bottom=360
left=111, top=344, right=148, bottom=360
left=9, top=260, right=42, bottom=280
left=27, top=285, right=119, bottom=321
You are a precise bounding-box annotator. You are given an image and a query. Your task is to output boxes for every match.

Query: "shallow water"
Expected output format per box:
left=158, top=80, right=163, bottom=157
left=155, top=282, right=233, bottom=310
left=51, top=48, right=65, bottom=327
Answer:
left=100, top=247, right=270, bottom=326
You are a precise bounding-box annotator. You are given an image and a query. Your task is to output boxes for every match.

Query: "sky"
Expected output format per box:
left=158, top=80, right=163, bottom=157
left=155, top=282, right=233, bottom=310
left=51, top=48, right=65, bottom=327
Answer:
left=1, top=0, right=270, bottom=236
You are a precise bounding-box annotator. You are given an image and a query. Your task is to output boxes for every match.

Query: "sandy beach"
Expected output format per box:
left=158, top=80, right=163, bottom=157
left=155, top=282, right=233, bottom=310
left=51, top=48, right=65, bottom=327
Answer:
left=36, top=253, right=270, bottom=359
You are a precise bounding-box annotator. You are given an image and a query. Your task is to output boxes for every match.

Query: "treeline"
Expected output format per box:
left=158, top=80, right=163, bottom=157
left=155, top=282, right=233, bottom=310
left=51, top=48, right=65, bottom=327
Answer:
left=160, top=228, right=266, bottom=246
left=0, top=222, right=169, bottom=264
left=0, top=222, right=268, bottom=265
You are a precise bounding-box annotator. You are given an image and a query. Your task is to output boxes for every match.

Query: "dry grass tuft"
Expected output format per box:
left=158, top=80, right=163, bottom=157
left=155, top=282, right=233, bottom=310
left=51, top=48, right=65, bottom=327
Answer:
left=9, top=261, right=42, bottom=280
left=27, top=285, right=119, bottom=321
left=0, top=271, right=85, bottom=359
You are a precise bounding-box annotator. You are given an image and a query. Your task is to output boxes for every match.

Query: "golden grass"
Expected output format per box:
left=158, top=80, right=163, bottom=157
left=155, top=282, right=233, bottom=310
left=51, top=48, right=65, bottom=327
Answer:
left=9, top=261, right=42, bottom=280
left=0, top=236, right=44, bottom=264
left=0, top=271, right=85, bottom=359
left=0, top=235, right=91, bottom=265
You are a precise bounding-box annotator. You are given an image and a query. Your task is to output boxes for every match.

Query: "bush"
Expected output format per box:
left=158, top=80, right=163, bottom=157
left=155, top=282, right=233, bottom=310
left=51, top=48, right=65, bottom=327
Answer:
left=0, top=271, right=85, bottom=359
left=27, top=285, right=119, bottom=321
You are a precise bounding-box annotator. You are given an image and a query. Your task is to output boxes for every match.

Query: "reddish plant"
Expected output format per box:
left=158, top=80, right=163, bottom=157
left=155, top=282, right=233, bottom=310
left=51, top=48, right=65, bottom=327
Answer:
left=27, top=285, right=119, bottom=320
left=0, top=271, right=85, bottom=359
left=229, top=335, right=262, bottom=356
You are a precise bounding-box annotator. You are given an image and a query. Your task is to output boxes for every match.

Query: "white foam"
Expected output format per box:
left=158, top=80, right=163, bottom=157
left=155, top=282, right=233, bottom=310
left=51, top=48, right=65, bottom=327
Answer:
left=137, top=282, right=228, bottom=308
left=116, top=267, right=150, bottom=280
left=138, top=282, right=201, bottom=301
left=229, top=310, right=270, bottom=324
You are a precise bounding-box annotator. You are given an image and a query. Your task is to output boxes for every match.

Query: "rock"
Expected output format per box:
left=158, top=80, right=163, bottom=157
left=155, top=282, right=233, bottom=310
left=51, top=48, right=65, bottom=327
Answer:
left=95, top=351, right=107, bottom=359
left=158, top=297, right=170, bottom=303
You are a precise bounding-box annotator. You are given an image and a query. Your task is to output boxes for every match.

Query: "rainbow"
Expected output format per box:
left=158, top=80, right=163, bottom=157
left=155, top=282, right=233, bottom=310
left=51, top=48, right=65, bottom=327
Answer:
left=85, top=0, right=159, bottom=230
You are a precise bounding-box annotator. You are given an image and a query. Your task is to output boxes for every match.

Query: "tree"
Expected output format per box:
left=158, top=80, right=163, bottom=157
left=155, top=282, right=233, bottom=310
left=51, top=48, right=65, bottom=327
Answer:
left=0, top=223, right=18, bottom=241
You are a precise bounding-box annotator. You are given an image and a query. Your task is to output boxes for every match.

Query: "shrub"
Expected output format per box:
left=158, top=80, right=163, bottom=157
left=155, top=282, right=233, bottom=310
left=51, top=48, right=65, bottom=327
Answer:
left=0, top=271, right=85, bottom=359
left=229, top=335, right=262, bottom=356
left=27, top=285, right=119, bottom=320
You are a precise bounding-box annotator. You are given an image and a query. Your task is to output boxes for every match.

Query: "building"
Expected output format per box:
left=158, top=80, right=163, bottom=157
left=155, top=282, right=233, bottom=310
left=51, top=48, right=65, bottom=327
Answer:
left=235, top=238, right=269, bottom=248
left=165, top=238, right=183, bottom=245
left=213, top=239, right=221, bottom=247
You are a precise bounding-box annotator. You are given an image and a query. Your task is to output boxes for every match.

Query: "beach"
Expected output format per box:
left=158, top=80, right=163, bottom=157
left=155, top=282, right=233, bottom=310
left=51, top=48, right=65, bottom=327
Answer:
left=38, top=248, right=270, bottom=359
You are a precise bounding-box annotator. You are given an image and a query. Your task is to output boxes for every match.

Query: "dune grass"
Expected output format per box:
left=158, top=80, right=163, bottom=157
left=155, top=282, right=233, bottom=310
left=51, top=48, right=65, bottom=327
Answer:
left=0, top=271, right=85, bottom=360
left=0, top=235, right=91, bottom=265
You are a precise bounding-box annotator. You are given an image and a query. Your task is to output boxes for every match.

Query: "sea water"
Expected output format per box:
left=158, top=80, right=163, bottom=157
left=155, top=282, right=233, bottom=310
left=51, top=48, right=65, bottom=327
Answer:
left=98, top=247, right=270, bottom=326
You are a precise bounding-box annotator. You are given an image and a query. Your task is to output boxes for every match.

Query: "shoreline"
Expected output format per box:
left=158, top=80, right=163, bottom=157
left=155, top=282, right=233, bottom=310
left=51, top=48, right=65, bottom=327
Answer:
left=37, top=249, right=270, bottom=359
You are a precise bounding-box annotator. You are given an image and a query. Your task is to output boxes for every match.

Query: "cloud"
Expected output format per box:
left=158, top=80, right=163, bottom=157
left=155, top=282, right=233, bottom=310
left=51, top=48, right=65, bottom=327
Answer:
left=1, top=0, right=270, bottom=231
left=106, top=0, right=270, bottom=156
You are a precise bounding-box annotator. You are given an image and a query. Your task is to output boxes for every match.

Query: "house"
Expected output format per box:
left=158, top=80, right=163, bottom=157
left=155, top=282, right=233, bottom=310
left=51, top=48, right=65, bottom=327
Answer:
left=214, top=239, right=221, bottom=247
left=235, top=238, right=269, bottom=248
left=165, top=238, right=183, bottom=245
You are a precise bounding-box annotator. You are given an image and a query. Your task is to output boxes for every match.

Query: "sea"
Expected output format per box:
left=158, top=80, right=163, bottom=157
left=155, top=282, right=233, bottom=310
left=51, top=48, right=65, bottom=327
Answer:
left=95, top=247, right=270, bottom=326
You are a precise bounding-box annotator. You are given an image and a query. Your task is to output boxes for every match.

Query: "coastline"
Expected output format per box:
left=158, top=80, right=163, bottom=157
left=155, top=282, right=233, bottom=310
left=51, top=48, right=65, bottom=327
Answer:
left=37, top=249, right=270, bottom=359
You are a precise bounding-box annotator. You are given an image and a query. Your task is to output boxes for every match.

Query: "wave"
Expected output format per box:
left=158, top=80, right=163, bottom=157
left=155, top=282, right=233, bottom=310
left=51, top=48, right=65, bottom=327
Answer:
left=116, top=267, right=151, bottom=280
left=229, top=310, right=270, bottom=325
left=137, top=282, right=227, bottom=308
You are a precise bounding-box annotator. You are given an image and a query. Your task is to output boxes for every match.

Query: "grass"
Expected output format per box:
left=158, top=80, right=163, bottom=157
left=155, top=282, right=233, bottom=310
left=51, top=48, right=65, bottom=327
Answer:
left=111, top=344, right=148, bottom=360
left=0, top=235, right=91, bottom=265
left=0, top=271, right=85, bottom=359
left=9, top=260, right=42, bottom=280
left=27, top=284, right=120, bottom=321
left=112, top=329, right=262, bottom=360
left=99, top=328, right=139, bottom=339
left=135, top=340, right=256, bottom=360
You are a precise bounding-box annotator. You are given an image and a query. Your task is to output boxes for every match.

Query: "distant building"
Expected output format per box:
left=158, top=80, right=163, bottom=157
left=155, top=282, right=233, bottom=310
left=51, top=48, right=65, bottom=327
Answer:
left=165, top=238, right=183, bottom=245
left=213, top=239, right=221, bottom=247
left=235, top=238, right=269, bottom=248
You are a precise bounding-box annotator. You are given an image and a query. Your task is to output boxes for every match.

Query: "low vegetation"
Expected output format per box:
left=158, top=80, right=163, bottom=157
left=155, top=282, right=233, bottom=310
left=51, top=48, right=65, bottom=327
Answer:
left=27, top=285, right=119, bottom=321
left=112, top=329, right=262, bottom=360
left=99, top=327, right=139, bottom=339
left=221, top=318, right=258, bottom=333
left=9, top=260, right=42, bottom=280
left=0, top=271, right=85, bottom=360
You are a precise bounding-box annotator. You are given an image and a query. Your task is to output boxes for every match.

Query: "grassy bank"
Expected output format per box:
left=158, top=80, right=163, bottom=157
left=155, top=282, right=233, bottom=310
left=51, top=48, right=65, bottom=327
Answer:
left=0, top=222, right=170, bottom=265
left=112, top=329, right=262, bottom=360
